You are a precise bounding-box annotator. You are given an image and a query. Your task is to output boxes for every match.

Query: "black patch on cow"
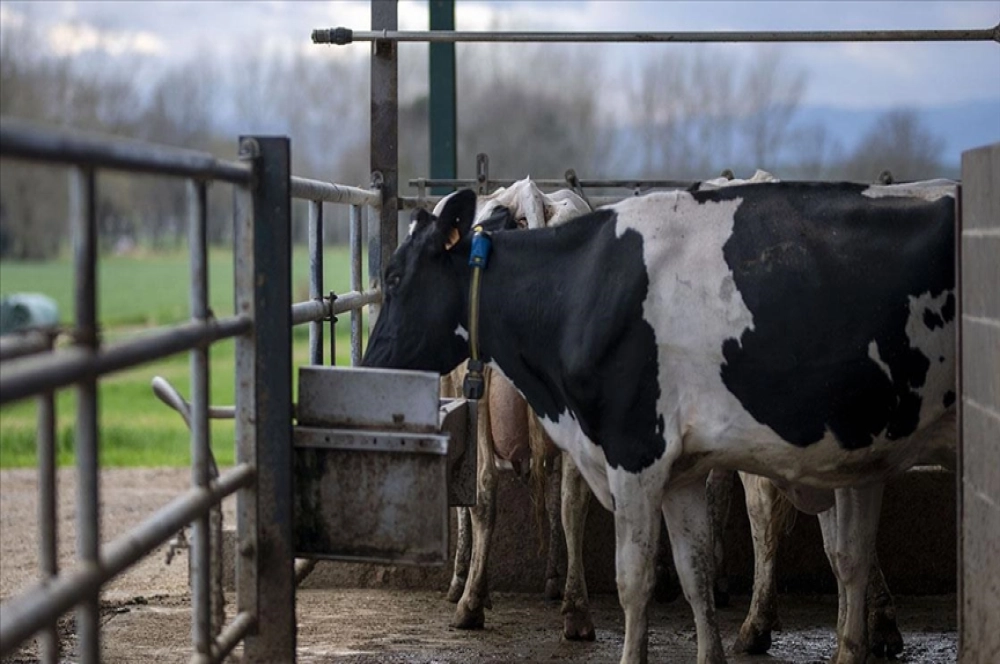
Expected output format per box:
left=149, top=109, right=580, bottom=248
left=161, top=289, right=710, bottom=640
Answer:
left=943, top=390, right=956, bottom=408
left=700, top=183, right=955, bottom=450
left=923, top=308, right=945, bottom=330
left=941, top=292, right=955, bottom=323
left=480, top=211, right=665, bottom=473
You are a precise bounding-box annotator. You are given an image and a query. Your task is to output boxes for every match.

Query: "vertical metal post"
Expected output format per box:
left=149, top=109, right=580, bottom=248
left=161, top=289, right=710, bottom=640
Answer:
left=308, top=200, right=324, bottom=365
left=429, top=0, right=457, bottom=197
left=350, top=204, right=363, bottom=366
left=188, top=179, right=212, bottom=657
left=37, top=332, right=58, bottom=664
left=233, top=145, right=258, bottom=635
left=369, top=0, right=399, bottom=328
left=237, top=136, right=295, bottom=663
left=70, top=166, right=100, bottom=664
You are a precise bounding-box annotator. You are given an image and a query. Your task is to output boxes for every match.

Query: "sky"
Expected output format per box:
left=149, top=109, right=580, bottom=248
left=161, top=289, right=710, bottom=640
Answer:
left=1, top=0, right=998, bottom=112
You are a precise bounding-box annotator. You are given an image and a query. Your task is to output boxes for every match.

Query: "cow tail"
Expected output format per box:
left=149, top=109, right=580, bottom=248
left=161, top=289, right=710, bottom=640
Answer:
left=766, top=487, right=797, bottom=560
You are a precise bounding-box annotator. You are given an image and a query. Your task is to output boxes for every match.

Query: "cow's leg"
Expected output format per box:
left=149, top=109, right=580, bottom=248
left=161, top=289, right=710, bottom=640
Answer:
left=733, top=472, right=782, bottom=654
left=608, top=468, right=662, bottom=664
left=707, top=468, right=736, bottom=608
left=453, top=376, right=498, bottom=629
left=817, top=484, right=884, bottom=664
left=561, top=453, right=595, bottom=640
left=544, top=453, right=566, bottom=601
left=447, top=506, right=472, bottom=603
left=662, top=479, right=727, bottom=664
left=866, top=550, right=903, bottom=659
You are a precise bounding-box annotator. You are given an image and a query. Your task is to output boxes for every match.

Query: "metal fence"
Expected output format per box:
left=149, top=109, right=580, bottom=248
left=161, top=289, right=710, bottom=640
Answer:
left=0, top=119, right=381, bottom=663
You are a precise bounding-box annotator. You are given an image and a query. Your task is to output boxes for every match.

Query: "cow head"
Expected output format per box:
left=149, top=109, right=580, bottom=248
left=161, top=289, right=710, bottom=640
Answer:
left=362, top=189, right=512, bottom=373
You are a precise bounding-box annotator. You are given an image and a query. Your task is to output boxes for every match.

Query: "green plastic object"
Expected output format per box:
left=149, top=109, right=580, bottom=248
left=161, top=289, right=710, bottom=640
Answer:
left=0, top=293, right=60, bottom=336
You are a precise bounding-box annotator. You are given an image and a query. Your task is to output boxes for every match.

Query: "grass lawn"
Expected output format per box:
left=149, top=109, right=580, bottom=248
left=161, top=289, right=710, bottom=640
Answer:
left=0, top=246, right=368, bottom=468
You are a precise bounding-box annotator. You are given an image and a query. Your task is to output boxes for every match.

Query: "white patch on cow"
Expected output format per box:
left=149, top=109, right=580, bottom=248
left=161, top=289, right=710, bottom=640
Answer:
left=867, top=340, right=893, bottom=382
left=697, top=169, right=780, bottom=190
left=454, top=324, right=469, bottom=342
left=861, top=180, right=957, bottom=202
left=905, top=289, right=956, bottom=428
left=407, top=219, right=418, bottom=237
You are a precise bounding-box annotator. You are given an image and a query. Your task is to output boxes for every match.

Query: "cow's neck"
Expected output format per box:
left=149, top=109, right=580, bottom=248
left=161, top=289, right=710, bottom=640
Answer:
left=463, top=218, right=603, bottom=424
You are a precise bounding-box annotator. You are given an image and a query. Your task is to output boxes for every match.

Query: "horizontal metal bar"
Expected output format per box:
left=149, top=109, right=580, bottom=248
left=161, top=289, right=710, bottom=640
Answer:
left=294, top=427, right=450, bottom=455
left=410, top=177, right=699, bottom=190
left=402, top=194, right=650, bottom=211
left=0, top=316, right=251, bottom=406
left=0, top=464, right=254, bottom=657
left=331, top=289, right=381, bottom=316
left=291, top=299, right=330, bottom=326
left=290, top=176, right=381, bottom=207
left=0, top=330, right=58, bottom=362
left=314, top=24, right=1000, bottom=45
left=292, top=292, right=380, bottom=325
left=0, top=119, right=250, bottom=184
left=189, top=611, right=255, bottom=664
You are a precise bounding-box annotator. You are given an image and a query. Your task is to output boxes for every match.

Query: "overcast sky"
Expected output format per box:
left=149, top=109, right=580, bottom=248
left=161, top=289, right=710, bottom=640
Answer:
left=1, top=0, right=998, bottom=111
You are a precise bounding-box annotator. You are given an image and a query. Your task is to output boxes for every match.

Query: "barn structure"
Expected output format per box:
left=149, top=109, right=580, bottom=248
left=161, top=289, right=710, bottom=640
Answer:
left=0, top=2, right=997, bottom=663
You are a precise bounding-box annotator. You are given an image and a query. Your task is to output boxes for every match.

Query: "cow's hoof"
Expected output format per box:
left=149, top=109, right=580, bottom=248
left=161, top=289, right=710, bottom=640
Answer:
left=451, top=602, right=485, bottom=630
left=732, top=623, right=772, bottom=655
left=445, top=578, right=465, bottom=604
left=563, top=609, right=596, bottom=641
left=544, top=577, right=563, bottom=601
left=869, top=610, right=903, bottom=659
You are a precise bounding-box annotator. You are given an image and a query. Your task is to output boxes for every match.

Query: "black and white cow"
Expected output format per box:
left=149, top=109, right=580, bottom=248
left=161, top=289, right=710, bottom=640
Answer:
left=364, top=180, right=957, bottom=664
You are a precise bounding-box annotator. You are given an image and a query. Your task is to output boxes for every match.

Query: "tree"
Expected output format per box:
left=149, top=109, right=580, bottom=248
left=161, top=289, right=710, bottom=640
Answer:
left=840, top=109, right=946, bottom=182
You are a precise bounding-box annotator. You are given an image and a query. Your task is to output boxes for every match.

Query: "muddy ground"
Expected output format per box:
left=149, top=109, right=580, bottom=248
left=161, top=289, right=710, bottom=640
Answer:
left=1, top=469, right=957, bottom=663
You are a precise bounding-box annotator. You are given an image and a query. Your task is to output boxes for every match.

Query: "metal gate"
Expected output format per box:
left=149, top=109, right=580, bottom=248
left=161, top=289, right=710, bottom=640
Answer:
left=0, top=123, right=380, bottom=663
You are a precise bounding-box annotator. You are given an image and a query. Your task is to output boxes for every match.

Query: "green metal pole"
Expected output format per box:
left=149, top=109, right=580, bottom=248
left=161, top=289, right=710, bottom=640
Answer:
left=429, top=0, right=456, bottom=196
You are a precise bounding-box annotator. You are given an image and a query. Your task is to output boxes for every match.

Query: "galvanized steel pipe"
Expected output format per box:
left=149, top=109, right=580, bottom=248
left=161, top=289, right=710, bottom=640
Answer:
left=188, top=611, right=255, bottom=664
left=188, top=178, right=213, bottom=657
left=0, top=119, right=249, bottom=183
left=308, top=200, right=325, bottom=365
left=0, top=464, right=254, bottom=657
left=290, top=176, right=380, bottom=207
left=0, top=317, right=252, bottom=406
left=315, top=24, right=1000, bottom=44
left=350, top=205, right=364, bottom=365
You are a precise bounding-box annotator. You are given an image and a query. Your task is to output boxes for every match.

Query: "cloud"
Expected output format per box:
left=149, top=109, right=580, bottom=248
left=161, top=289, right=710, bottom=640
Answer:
left=45, top=20, right=165, bottom=57
left=0, top=4, right=26, bottom=29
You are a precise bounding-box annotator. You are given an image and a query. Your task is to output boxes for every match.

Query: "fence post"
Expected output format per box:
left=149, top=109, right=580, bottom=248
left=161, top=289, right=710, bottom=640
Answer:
left=235, top=136, right=295, bottom=662
left=369, top=0, right=399, bottom=329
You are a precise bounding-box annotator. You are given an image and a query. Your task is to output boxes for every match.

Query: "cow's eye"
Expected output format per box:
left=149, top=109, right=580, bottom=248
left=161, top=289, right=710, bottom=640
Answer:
left=385, top=273, right=402, bottom=291
left=516, top=217, right=528, bottom=229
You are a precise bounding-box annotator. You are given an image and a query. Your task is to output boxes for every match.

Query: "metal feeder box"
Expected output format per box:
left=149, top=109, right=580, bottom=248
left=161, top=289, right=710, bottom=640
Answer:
left=293, top=366, right=476, bottom=566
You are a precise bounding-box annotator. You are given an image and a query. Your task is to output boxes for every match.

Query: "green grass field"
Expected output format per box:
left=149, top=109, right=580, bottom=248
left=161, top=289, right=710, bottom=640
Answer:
left=0, top=246, right=368, bottom=468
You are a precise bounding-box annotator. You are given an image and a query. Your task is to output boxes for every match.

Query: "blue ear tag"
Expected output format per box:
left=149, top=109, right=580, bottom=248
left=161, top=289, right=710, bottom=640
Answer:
left=468, top=225, right=492, bottom=269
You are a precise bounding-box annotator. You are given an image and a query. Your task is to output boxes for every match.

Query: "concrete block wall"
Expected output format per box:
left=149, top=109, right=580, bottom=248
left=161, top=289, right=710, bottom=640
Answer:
left=959, top=143, right=1000, bottom=664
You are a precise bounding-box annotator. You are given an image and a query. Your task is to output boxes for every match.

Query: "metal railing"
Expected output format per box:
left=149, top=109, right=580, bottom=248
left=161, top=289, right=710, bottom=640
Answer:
left=314, top=24, right=1000, bottom=45
left=0, top=119, right=381, bottom=664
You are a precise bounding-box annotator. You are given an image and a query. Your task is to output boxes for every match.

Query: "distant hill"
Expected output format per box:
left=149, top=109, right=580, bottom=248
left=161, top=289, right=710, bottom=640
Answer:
left=792, top=99, right=1000, bottom=168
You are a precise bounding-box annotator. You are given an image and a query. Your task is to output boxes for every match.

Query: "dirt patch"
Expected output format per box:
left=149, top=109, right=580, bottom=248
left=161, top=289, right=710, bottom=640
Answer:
left=1, top=469, right=957, bottom=663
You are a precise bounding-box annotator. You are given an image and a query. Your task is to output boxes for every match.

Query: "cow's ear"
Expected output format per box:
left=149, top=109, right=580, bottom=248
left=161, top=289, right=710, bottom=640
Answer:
left=410, top=208, right=433, bottom=236
left=435, top=189, right=477, bottom=251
